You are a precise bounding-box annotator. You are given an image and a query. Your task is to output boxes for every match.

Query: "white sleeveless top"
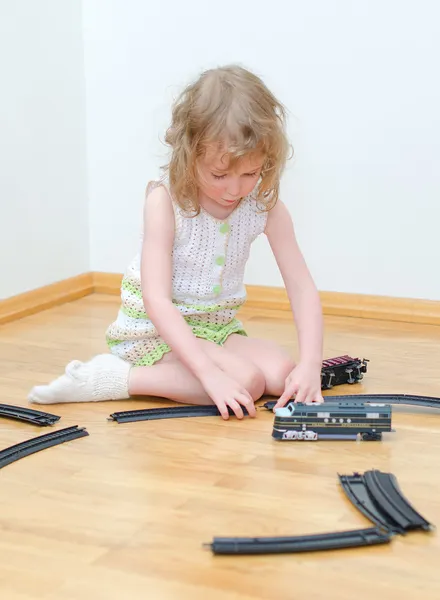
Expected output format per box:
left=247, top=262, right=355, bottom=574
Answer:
left=105, top=177, right=268, bottom=366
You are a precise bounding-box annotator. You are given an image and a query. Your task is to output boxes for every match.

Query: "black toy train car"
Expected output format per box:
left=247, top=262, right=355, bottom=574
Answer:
left=272, top=402, right=392, bottom=441
left=321, top=355, right=368, bottom=389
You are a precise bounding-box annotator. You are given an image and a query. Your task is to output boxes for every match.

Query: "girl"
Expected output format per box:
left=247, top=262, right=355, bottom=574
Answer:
left=29, top=65, right=324, bottom=419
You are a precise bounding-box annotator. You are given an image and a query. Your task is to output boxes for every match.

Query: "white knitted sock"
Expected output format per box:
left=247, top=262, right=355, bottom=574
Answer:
left=28, top=354, right=131, bottom=404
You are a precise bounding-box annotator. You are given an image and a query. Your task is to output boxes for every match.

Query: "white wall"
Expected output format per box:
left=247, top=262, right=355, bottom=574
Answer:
left=84, top=0, right=440, bottom=301
left=0, top=1, right=89, bottom=299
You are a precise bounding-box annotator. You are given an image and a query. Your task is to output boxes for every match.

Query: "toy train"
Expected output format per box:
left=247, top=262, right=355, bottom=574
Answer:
left=272, top=402, right=392, bottom=441
left=321, top=355, right=368, bottom=389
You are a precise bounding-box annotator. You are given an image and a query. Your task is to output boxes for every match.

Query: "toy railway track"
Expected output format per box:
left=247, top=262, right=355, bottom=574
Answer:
left=0, top=404, right=60, bottom=426
left=0, top=426, right=89, bottom=469
left=207, top=470, right=434, bottom=556
left=263, top=393, right=440, bottom=412
left=339, top=469, right=433, bottom=534
left=109, top=405, right=252, bottom=423
left=111, top=393, right=440, bottom=424
left=205, top=527, right=391, bottom=555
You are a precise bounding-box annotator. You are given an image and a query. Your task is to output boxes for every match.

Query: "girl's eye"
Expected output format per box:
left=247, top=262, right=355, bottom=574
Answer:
left=211, top=171, right=259, bottom=180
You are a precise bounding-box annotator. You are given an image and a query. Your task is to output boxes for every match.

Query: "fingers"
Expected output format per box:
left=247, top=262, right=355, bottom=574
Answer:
left=229, top=392, right=256, bottom=419
left=219, top=390, right=256, bottom=420
left=293, top=389, right=307, bottom=404
left=274, top=383, right=324, bottom=409
left=216, top=394, right=256, bottom=420
left=237, top=390, right=257, bottom=417
left=273, top=394, right=290, bottom=409
left=226, top=398, right=244, bottom=419
left=274, top=393, right=293, bottom=409
left=217, top=380, right=323, bottom=420
left=217, top=401, right=231, bottom=420
left=274, top=379, right=298, bottom=409
left=303, top=391, right=325, bottom=404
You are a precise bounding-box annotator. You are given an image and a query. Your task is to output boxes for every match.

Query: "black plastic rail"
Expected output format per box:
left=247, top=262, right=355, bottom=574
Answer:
left=109, top=405, right=252, bottom=423
left=338, top=473, right=397, bottom=532
left=364, top=470, right=433, bottom=532
left=0, top=403, right=60, bottom=426
left=0, top=426, right=89, bottom=469
left=206, top=527, right=391, bottom=555
left=110, top=393, right=440, bottom=423
left=339, top=469, right=433, bottom=534
left=264, top=393, right=440, bottom=412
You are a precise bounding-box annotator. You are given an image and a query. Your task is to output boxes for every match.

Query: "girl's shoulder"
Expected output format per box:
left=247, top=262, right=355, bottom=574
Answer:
left=142, top=175, right=186, bottom=238
left=144, top=174, right=172, bottom=203
left=144, top=175, right=181, bottom=218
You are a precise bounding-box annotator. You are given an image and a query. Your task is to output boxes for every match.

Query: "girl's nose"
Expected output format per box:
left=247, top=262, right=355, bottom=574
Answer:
left=227, top=178, right=241, bottom=198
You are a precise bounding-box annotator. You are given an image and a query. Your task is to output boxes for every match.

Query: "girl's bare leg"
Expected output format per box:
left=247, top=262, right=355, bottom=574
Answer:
left=28, top=338, right=266, bottom=406
left=223, top=334, right=296, bottom=396
left=128, top=338, right=266, bottom=404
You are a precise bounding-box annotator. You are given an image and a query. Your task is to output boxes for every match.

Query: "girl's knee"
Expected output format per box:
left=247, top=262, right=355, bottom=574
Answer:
left=201, top=339, right=265, bottom=401
left=240, top=362, right=266, bottom=401
left=265, top=357, right=296, bottom=396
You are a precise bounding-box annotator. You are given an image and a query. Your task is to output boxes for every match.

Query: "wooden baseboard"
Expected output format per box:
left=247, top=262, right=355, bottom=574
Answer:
left=245, top=285, right=440, bottom=326
left=92, top=272, right=122, bottom=295
left=320, top=290, right=440, bottom=325
left=0, top=273, right=94, bottom=326
left=91, top=271, right=122, bottom=296
left=1, top=271, right=439, bottom=326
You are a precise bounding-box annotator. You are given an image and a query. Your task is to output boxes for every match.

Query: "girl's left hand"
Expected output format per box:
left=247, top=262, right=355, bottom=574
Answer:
left=274, top=361, right=324, bottom=409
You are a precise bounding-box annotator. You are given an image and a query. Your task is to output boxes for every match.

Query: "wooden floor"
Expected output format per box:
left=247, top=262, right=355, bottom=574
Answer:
left=1, top=294, right=440, bottom=600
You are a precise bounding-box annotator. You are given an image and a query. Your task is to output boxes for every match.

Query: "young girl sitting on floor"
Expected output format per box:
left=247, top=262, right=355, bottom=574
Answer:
left=29, top=65, right=324, bottom=419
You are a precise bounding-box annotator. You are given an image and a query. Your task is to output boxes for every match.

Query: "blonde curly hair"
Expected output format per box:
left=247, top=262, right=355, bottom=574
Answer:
left=163, top=65, right=291, bottom=213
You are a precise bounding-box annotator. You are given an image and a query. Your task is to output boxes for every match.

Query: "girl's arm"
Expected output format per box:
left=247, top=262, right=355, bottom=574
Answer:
left=265, top=199, right=324, bottom=405
left=139, top=185, right=255, bottom=418
left=140, top=184, right=213, bottom=376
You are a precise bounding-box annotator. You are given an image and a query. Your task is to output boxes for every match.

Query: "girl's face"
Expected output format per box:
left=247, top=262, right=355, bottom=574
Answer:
left=196, top=144, right=265, bottom=209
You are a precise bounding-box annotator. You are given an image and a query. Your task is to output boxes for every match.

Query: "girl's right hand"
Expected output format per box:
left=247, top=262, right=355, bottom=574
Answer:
left=199, top=367, right=257, bottom=420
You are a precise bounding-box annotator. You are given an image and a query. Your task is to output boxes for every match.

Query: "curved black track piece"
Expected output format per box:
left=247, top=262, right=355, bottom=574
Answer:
left=0, top=404, right=60, bottom=426
left=263, top=393, right=440, bottom=412
left=340, top=470, right=433, bottom=534
left=109, top=405, right=251, bottom=423
left=364, top=470, right=433, bottom=532
left=0, top=426, right=89, bottom=469
left=206, top=527, right=391, bottom=555
left=339, top=473, right=404, bottom=534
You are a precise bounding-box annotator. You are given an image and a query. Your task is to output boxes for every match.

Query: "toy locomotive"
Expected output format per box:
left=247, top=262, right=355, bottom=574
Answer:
left=321, top=355, right=368, bottom=389
left=272, top=402, right=392, bottom=441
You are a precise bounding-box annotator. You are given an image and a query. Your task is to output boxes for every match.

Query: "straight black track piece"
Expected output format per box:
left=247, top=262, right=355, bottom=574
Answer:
left=0, top=404, right=60, bottom=426
left=206, top=527, right=391, bottom=555
left=339, top=470, right=434, bottom=534
left=109, top=405, right=252, bottom=423
left=0, top=426, right=89, bottom=469
left=263, top=393, right=440, bottom=412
